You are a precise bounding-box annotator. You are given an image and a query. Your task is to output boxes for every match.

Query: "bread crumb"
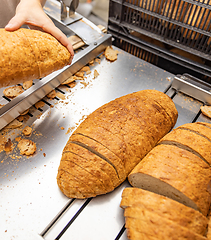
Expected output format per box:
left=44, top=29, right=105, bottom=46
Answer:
left=75, top=71, right=84, bottom=78
left=23, top=80, right=33, bottom=90
left=15, top=137, right=22, bottom=142
left=4, top=138, right=12, bottom=152
left=4, top=119, right=22, bottom=129
left=17, top=139, right=36, bottom=156
left=47, top=90, right=56, bottom=99
left=105, top=46, right=118, bottom=62
left=80, top=66, right=90, bottom=72
left=35, top=101, right=45, bottom=109
left=68, top=81, right=76, bottom=88
left=86, top=70, right=91, bottom=75
left=20, top=109, right=29, bottom=116
left=3, top=86, right=24, bottom=98
left=61, top=127, right=65, bottom=130
left=22, top=126, right=32, bottom=136
left=93, top=70, right=99, bottom=79
left=56, top=92, right=66, bottom=100
left=201, top=105, right=211, bottom=118
left=89, top=59, right=94, bottom=65
left=61, top=76, right=77, bottom=85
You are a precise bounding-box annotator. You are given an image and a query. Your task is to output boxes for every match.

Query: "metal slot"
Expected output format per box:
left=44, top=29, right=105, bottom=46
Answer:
left=172, top=74, right=211, bottom=104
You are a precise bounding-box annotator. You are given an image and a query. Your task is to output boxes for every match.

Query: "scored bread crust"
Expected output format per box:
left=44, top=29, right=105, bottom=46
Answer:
left=120, top=188, right=208, bottom=235
left=58, top=90, right=178, bottom=198
left=159, top=128, right=211, bottom=165
left=57, top=169, right=96, bottom=198
left=128, top=144, right=211, bottom=216
left=70, top=133, right=126, bottom=182
left=74, top=91, right=176, bottom=175
left=0, top=28, right=71, bottom=87
left=63, top=142, right=121, bottom=188
left=58, top=159, right=106, bottom=197
left=62, top=143, right=117, bottom=192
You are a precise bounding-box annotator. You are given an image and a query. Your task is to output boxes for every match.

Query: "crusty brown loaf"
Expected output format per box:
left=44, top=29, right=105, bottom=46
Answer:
left=0, top=28, right=72, bottom=87
left=57, top=90, right=178, bottom=199
left=120, top=188, right=208, bottom=236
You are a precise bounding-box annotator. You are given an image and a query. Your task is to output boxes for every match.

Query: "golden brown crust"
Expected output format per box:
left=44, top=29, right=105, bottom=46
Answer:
left=128, top=144, right=211, bottom=216
left=70, top=133, right=126, bottom=183
left=125, top=213, right=207, bottom=240
left=121, top=188, right=208, bottom=235
left=0, top=28, right=71, bottom=88
left=63, top=142, right=117, bottom=191
left=58, top=157, right=106, bottom=197
left=57, top=169, right=96, bottom=199
left=159, top=128, right=211, bottom=165
left=58, top=90, right=177, bottom=198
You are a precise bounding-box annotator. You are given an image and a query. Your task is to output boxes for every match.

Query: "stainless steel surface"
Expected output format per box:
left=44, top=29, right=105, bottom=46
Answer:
left=59, top=0, right=67, bottom=21
left=44, top=0, right=104, bottom=45
left=172, top=74, right=211, bottom=105
left=1, top=44, right=211, bottom=240
left=69, top=0, right=79, bottom=16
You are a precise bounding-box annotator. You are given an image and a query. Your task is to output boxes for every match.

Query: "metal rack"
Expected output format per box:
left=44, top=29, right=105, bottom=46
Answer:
left=108, top=0, right=211, bottom=80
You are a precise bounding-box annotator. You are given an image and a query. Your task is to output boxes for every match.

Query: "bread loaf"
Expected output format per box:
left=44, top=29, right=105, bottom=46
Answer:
left=120, top=188, right=208, bottom=236
left=57, top=89, right=178, bottom=198
left=128, top=122, right=211, bottom=216
left=0, top=28, right=72, bottom=87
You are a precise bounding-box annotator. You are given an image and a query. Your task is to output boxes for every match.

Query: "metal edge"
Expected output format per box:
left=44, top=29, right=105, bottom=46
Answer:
left=172, top=75, right=211, bottom=105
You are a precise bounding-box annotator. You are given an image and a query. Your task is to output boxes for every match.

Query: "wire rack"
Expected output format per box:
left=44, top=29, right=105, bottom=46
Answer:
left=108, top=0, right=211, bottom=80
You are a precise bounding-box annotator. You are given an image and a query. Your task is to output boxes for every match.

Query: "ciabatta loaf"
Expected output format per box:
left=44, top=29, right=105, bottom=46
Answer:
left=0, top=28, right=72, bottom=87
left=57, top=90, right=178, bottom=198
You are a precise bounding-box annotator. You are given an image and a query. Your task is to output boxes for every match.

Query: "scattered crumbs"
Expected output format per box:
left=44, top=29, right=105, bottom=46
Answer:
left=80, top=81, right=88, bottom=87
left=93, top=70, right=99, bottom=79
left=95, top=58, right=101, bottom=64
left=17, top=139, right=36, bottom=156
left=43, top=153, right=46, bottom=157
left=66, top=126, right=76, bottom=134
left=36, top=112, right=43, bottom=119
left=47, top=90, right=57, bottom=100
left=15, top=137, right=22, bottom=142
left=4, top=138, right=13, bottom=152
left=3, top=86, right=24, bottom=98
left=23, top=80, right=33, bottom=90
left=22, top=126, right=32, bottom=136
left=80, top=66, right=90, bottom=72
left=86, top=70, right=91, bottom=75
left=35, top=101, right=45, bottom=109
left=75, top=71, right=84, bottom=78
left=60, top=127, right=65, bottom=130
left=104, top=46, right=118, bottom=62
left=68, top=81, right=76, bottom=88
left=62, top=76, right=77, bottom=85
left=56, top=92, right=66, bottom=100
left=201, top=105, right=211, bottom=119
left=89, top=59, right=94, bottom=65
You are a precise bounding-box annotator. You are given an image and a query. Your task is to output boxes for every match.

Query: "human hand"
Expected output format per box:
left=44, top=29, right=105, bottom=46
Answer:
left=5, top=0, right=74, bottom=62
